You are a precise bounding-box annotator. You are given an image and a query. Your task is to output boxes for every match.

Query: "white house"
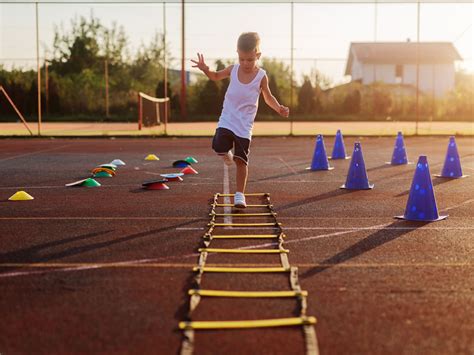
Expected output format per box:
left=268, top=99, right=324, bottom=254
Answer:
left=344, top=42, right=462, bottom=97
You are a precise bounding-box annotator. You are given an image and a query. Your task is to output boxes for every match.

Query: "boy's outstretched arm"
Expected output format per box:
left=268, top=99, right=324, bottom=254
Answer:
left=261, top=75, right=290, bottom=117
left=191, top=53, right=232, bottom=81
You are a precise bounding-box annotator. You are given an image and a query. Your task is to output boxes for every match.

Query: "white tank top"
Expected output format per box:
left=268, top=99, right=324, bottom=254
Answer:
left=217, top=64, right=266, bottom=140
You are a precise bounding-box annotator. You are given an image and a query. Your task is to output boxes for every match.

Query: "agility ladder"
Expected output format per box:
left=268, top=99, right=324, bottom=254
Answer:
left=178, top=193, right=319, bottom=354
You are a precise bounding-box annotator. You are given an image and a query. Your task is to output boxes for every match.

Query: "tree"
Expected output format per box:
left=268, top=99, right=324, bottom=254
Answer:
left=297, top=77, right=316, bottom=114
left=343, top=89, right=361, bottom=114
left=372, top=84, right=393, bottom=115
left=197, top=79, right=221, bottom=115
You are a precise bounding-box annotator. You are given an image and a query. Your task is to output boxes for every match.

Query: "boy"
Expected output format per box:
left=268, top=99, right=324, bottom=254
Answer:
left=191, top=32, right=289, bottom=208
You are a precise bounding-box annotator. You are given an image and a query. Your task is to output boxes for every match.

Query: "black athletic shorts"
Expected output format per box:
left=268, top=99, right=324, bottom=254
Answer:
left=212, top=127, right=251, bottom=165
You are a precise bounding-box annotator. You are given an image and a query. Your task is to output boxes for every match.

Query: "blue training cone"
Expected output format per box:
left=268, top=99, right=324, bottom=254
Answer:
left=329, top=129, right=350, bottom=160
left=386, top=131, right=412, bottom=165
left=396, top=156, right=447, bottom=221
left=434, top=136, right=468, bottom=179
left=341, top=142, right=374, bottom=190
left=306, top=134, right=334, bottom=171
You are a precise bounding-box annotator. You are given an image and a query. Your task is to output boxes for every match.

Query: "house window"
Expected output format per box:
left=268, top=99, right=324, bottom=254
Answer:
left=395, top=65, right=403, bottom=84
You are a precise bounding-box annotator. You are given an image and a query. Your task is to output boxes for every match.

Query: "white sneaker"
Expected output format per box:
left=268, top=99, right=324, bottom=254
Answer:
left=222, top=151, right=234, bottom=166
left=234, top=192, right=247, bottom=208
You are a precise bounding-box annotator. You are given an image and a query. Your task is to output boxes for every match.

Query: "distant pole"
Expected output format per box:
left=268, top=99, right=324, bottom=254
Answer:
left=415, top=1, right=420, bottom=135
left=163, top=2, right=168, bottom=135
left=45, top=59, right=49, bottom=116
left=290, top=1, right=294, bottom=136
left=373, top=0, right=377, bottom=120
left=374, top=1, right=377, bottom=42
left=105, top=59, right=110, bottom=118
left=180, top=0, right=187, bottom=119
left=36, top=2, right=42, bottom=136
left=138, top=93, right=142, bottom=131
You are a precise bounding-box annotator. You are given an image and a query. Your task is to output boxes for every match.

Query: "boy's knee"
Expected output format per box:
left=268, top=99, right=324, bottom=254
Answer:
left=234, top=158, right=247, bottom=166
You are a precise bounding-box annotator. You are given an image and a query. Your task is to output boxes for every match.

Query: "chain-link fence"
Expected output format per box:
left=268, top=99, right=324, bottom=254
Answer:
left=0, top=0, right=472, bottom=136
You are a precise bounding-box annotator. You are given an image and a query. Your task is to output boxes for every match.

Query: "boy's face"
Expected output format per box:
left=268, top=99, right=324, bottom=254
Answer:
left=237, top=49, right=261, bottom=73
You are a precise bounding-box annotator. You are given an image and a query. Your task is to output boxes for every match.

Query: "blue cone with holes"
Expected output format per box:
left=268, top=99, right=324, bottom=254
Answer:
left=330, top=129, right=350, bottom=160
left=387, top=131, right=411, bottom=165
left=396, top=155, right=447, bottom=221
left=435, top=136, right=468, bottom=179
left=307, top=134, right=334, bottom=171
left=341, top=142, right=374, bottom=189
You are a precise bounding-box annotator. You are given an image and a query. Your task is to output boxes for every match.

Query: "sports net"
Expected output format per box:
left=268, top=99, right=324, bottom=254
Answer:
left=138, top=92, right=170, bottom=130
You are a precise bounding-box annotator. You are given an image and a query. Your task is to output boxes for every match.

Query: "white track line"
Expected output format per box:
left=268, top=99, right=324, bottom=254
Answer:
left=1, top=216, right=473, bottom=221
left=176, top=226, right=474, bottom=231
left=278, top=156, right=300, bottom=177
left=0, top=217, right=204, bottom=221
left=4, top=223, right=473, bottom=279
left=235, top=229, right=367, bottom=250
left=440, top=199, right=474, bottom=212
left=280, top=226, right=474, bottom=231
left=1, top=219, right=472, bottom=279
left=1, top=261, right=472, bottom=280
left=0, top=266, right=102, bottom=279
left=0, top=144, right=72, bottom=162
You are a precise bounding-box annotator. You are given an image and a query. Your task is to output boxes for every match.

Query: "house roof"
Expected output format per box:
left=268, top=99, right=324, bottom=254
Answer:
left=344, top=42, right=462, bottom=75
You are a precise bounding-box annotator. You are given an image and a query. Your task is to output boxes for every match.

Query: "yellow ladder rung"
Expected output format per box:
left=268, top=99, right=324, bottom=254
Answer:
left=214, top=204, right=271, bottom=208
left=179, top=316, right=316, bottom=330
left=188, top=289, right=308, bottom=298
left=210, top=222, right=281, bottom=227
left=199, top=248, right=289, bottom=254
left=217, top=193, right=269, bottom=197
left=193, top=266, right=290, bottom=273
left=211, top=213, right=274, bottom=217
left=210, top=234, right=282, bottom=239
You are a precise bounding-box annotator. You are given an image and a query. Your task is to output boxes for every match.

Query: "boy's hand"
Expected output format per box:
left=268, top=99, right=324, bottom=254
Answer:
left=191, top=53, right=209, bottom=73
left=278, top=105, right=290, bottom=117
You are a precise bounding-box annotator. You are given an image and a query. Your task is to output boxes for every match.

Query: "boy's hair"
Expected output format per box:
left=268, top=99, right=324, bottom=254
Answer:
left=237, top=32, right=260, bottom=53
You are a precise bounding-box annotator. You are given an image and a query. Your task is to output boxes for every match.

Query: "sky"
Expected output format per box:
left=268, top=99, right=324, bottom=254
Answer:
left=0, top=2, right=472, bottom=86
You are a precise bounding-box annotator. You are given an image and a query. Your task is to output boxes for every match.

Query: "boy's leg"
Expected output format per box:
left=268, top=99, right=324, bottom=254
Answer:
left=232, top=134, right=250, bottom=208
left=212, top=128, right=234, bottom=165
left=235, top=159, right=248, bottom=193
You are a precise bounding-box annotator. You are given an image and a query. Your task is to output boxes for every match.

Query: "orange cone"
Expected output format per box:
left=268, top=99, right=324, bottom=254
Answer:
left=181, top=166, right=198, bottom=175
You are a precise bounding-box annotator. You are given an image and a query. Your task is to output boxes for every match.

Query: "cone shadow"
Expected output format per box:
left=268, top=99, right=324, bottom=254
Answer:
left=395, top=176, right=457, bottom=198
left=366, top=164, right=395, bottom=172
left=0, top=218, right=204, bottom=264
left=276, top=188, right=357, bottom=212
left=302, top=220, right=429, bottom=278
left=252, top=169, right=312, bottom=183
